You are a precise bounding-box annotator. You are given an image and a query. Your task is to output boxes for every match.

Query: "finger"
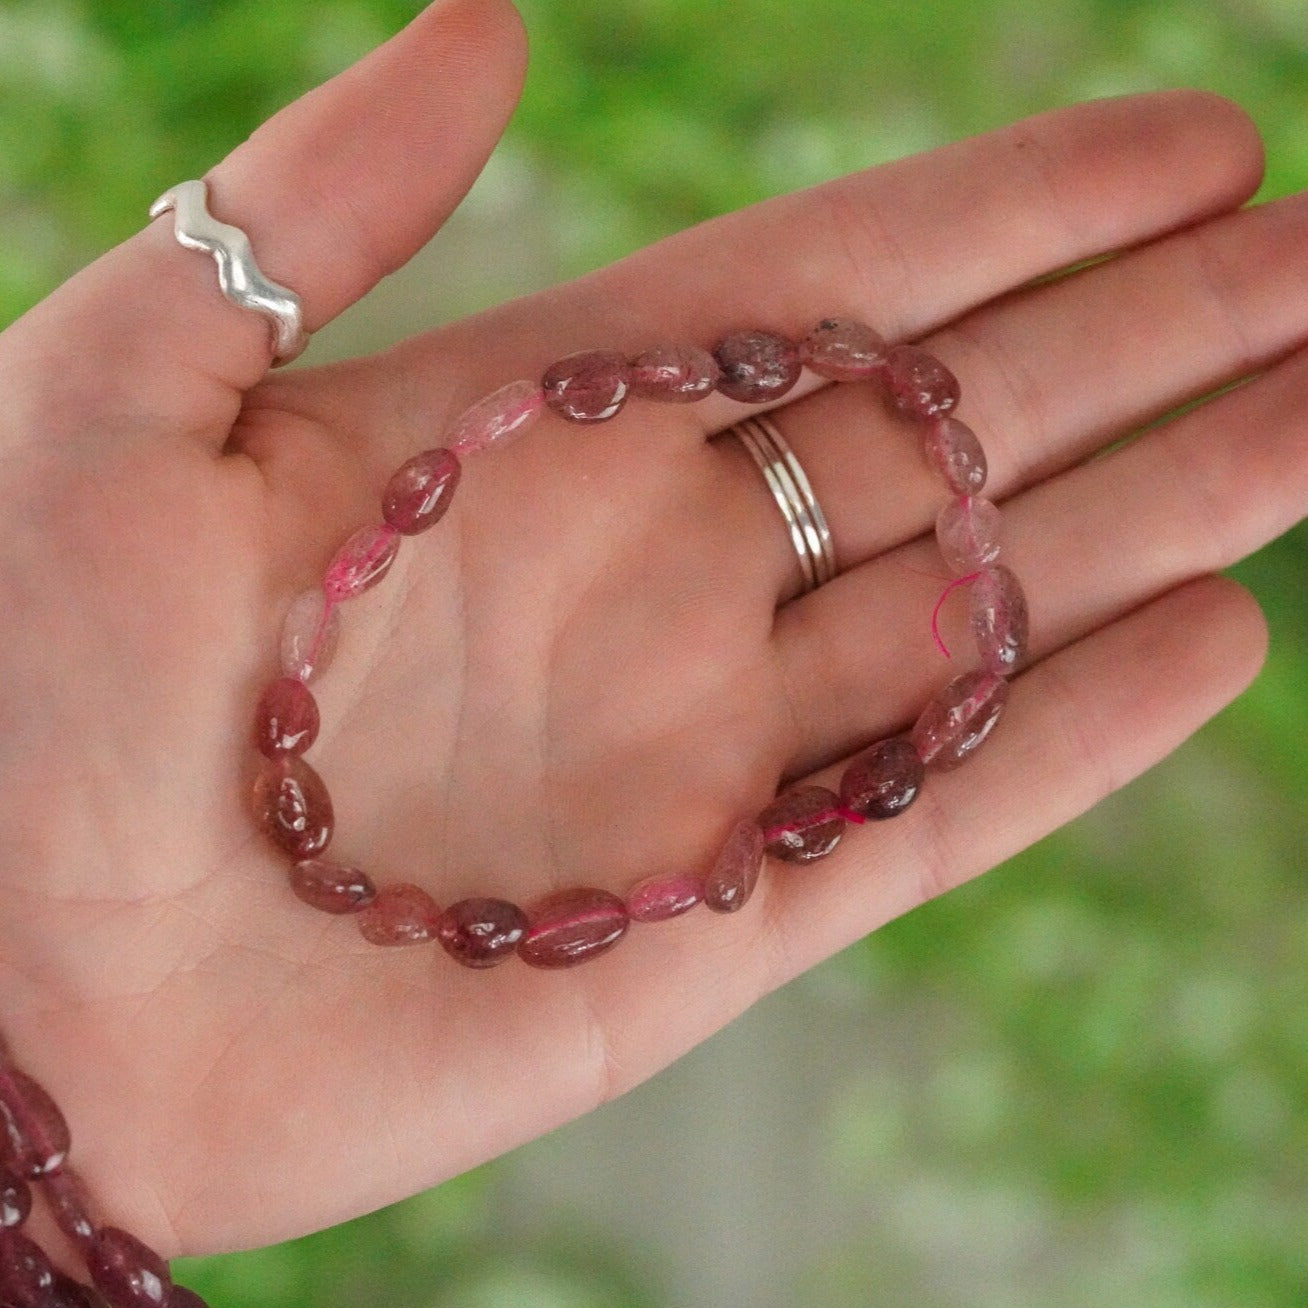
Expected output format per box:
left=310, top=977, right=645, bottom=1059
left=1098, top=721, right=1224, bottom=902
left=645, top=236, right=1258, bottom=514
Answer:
left=0, top=0, right=527, bottom=448
left=772, top=343, right=1308, bottom=774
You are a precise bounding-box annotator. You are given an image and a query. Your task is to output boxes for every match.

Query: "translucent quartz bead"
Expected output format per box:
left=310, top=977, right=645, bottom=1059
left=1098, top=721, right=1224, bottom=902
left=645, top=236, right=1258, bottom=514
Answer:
left=447, top=380, right=545, bottom=456
left=290, top=859, right=377, bottom=914
left=253, top=677, right=320, bottom=758
left=542, top=350, right=631, bottom=422
left=252, top=756, right=334, bottom=859
left=628, top=342, right=720, bottom=402
left=0, top=1066, right=70, bottom=1178
left=924, top=416, right=988, bottom=495
left=50, top=1274, right=106, bottom=1308
left=703, top=819, right=766, bottom=913
left=798, top=318, right=888, bottom=381
left=435, top=897, right=528, bottom=967
left=936, top=495, right=1002, bottom=574
left=759, top=786, right=846, bottom=864
left=382, top=448, right=461, bottom=535
left=42, top=1168, right=95, bottom=1249
left=970, top=564, right=1030, bottom=673
left=884, top=344, right=961, bottom=420
left=87, top=1227, right=171, bottom=1307
left=626, top=874, right=703, bottom=923
left=518, top=888, right=629, bottom=968
left=279, top=588, right=341, bottom=683
left=0, top=1167, right=30, bottom=1228
left=323, top=524, right=400, bottom=603
left=840, top=736, right=925, bottom=820
left=0, top=1229, right=55, bottom=1303
left=357, top=883, right=441, bottom=946
left=713, top=329, right=801, bottom=403
left=912, top=670, right=1009, bottom=771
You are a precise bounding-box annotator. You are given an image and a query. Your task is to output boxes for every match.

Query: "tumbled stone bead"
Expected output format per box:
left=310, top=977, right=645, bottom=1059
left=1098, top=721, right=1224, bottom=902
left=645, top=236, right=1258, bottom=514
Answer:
left=166, top=1288, right=210, bottom=1308
left=42, top=1168, right=95, bottom=1250
left=542, top=350, right=630, bottom=422
left=382, top=448, right=461, bottom=535
left=357, top=883, right=441, bottom=946
left=323, top=524, right=400, bottom=603
left=436, top=897, right=528, bottom=967
left=0, top=1229, right=55, bottom=1304
left=970, top=564, right=1030, bottom=673
left=884, top=344, right=961, bottom=420
left=0, top=1067, right=70, bottom=1178
left=290, top=859, right=377, bottom=914
left=87, top=1227, right=171, bottom=1308
left=839, top=736, right=925, bottom=820
left=759, top=787, right=846, bottom=864
left=627, top=342, right=720, bottom=402
left=252, top=756, right=334, bottom=858
left=253, top=677, right=320, bottom=758
left=936, top=494, right=1002, bottom=574
left=518, top=888, right=629, bottom=968
left=447, top=380, right=546, bottom=456
left=703, top=818, right=766, bottom=913
left=798, top=317, right=888, bottom=380
left=0, top=1167, right=30, bottom=1228
left=626, top=873, right=703, bottom=922
left=713, top=329, right=801, bottom=404
left=912, top=670, right=1009, bottom=771
left=924, top=416, right=988, bottom=495
left=278, top=588, right=341, bottom=683
left=49, top=1274, right=108, bottom=1308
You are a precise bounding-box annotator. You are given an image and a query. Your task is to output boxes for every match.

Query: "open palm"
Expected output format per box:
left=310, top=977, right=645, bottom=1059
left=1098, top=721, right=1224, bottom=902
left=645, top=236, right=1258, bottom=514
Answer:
left=0, top=0, right=1304, bottom=1262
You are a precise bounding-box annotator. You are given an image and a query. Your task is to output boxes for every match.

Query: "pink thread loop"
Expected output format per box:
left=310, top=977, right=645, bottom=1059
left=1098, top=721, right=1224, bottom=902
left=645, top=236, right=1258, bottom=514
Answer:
left=931, top=570, right=982, bottom=658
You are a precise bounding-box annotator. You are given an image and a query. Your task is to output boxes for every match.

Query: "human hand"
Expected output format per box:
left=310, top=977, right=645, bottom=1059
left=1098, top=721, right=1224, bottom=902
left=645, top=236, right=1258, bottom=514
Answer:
left=0, top=0, right=1303, bottom=1265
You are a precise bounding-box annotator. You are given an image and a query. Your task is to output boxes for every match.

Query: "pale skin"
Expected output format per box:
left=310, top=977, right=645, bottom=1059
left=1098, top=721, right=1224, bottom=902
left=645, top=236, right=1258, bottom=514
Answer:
left=0, top=0, right=1304, bottom=1263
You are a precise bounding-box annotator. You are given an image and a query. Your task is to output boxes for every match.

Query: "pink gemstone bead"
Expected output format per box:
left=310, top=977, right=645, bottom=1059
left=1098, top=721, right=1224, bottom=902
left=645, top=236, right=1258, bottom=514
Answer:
left=357, top=883, right=441, bottom=946
left=702, top=819, right=766, bottom=913
left=0, top=1066, right=70, bottom=1178
left=912, top=670, right=1009, bottom=771
left=839, top=736, right=925, bottom=820
left=518, top=888, right=629, bottom=968
left=542, top=350, right=631, bottom=422
left=435, top=897, right=528, bottom=967
left=42, top=1167, right=95, bottom=1249
left=0, top=1167, right=30, bottom=1228
left=252, top=756, right=334, bottom=859
left=290, top=859, right=377, bottom=914
left=884, top=344, right=961, bottom=420
left=447, top=380, right=545, bottom=456
left=759, top=786, right=846, bottom=864
left=626, top=873, right=703, bottom=922
left=279, top=589, right=341, bottom=683
left=924, top=416, right=988, bottom=495
left=798, top=317, right=888, bottom=380
left=87, top=1227, right=171, bottom=1308
left=713, top=329, right=801, bottom=403
left=936, top=495, right=1002, bottom=574
left=0, top=1230, right=55, bottom=1304
left=253, top=677, right=320, bottom=758
left=970, top=564, right=1030, bottom=673
left=382, top=448, right=461, bottom=535
left=323, top=524, right=400, bottom=603
left=627, top=342, right=720, bottom=402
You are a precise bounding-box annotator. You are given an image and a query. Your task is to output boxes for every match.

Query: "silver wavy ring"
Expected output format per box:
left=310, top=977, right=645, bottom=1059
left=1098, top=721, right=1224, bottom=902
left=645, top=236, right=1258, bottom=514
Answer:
left=149, top=179, right=309, bottom=366
left=731, top=414, right=837, bottom=592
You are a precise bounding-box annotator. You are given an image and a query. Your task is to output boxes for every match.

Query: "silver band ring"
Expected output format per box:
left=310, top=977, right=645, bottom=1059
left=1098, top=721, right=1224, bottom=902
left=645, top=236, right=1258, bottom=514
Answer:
left=731, top=415, right=837, bottom=593
left=149, top=179, right=309, bottom=366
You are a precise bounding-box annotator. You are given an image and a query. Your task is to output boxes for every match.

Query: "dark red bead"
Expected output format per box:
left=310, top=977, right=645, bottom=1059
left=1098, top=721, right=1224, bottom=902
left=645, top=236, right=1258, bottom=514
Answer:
left=436, top=898, right=528, bottom=967
left=912, top=670, right=1009, bottom=771
left=628, top=343, right=720, bottom=402
left=42, top=1168, right=95, bottom=1250
left=712, top=329, right=801, bottom=403
left=49, top=1275, right=108, bottom=1308
left=518, top=888, right=629, bottom=968
left=542, top=350, right=630, bottom=422
left=884, top=344, right=960, bottom=420
left=87, top=1227, right=171, bottom=1307
left=357, top=883, right=441, bottom=946
left=0, top=1067, right=70, bottom=1179
left=252, top=756, right=334, bottom=859
left=382, top=448, right=462, bottom=535
left=253, top=677, right=320, bottom=758
left=759, top=786, right=846, bottom=863
left=289, top=859, right=376, bottom=914
left=703, top=819, right=765, bottom=913
left=798, top=318, right=887, bottom=380
left=839, top=737, right=924, bottom=820
left=0, top=1168, right=29, bottom=1229
left=0, top=1229, right=55, bottom=1306
left=626, top=874, right=703, bottom=923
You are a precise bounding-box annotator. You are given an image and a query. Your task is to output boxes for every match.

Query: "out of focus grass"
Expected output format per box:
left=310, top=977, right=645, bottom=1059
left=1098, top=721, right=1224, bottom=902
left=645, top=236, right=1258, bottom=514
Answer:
left=2, top=1, right=1305, bottom=1304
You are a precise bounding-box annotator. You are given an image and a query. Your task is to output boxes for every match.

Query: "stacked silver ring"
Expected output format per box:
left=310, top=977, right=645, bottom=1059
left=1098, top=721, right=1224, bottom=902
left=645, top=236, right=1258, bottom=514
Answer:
left=731, top=415, right=836, bottom=592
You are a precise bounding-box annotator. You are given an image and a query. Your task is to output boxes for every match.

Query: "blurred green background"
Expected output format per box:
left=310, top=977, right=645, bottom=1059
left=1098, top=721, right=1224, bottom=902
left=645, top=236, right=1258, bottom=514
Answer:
left=2, top=1, right=1305, bottom=1304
